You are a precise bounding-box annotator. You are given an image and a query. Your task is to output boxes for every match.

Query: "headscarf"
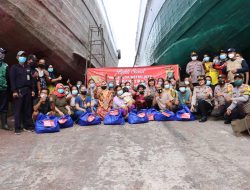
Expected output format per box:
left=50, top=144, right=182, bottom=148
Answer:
left=53, top=83, right=65, bottom=98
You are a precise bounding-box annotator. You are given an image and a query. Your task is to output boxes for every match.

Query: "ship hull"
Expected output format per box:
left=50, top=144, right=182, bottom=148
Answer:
left=135, top=0, right=250, bottom=69
left=0, top=0, right=118, bottom=81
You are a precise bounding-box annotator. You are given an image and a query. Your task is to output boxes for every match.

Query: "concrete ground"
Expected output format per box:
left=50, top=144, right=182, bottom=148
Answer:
left=0, top=120, right=250, bottom=190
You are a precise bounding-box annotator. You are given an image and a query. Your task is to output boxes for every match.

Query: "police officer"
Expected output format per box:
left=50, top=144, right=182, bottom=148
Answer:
left=191, top=75, right=213, bottom=122
left=0, top=48, right=11, bottom=130
left=10, top=51, right=34, bottom=134
left=225, top=48, right=249, bottom=83
left=186, top=52, right=205, bottom=86
left=211, top=74, right=233, bottom=119
left=224, top=73, right=250, bottom=124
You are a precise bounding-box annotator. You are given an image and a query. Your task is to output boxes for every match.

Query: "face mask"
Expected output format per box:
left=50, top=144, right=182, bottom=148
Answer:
left=141, top=83, right=146, bottom=87
left=109, top=83, right=114, bottom=88
left=184, top=81, right=190, bottom=85
left=77, top=84, right=81, bottom=89
left=213, top=59, right=219, bottom=64
left=90, top=83, right=95, bottom=88
left=220, top=54, right=227, bottom=60
left=179, top=87, right=186, bottom=93
left=18, top=56, right=27, bottom=64
left=38, top=64, right=45, bottom=69
left=126, top=85, right=130, bottom=89
left=158, top=81, right=163, bottom=85
left=228, top=53, right=235, bottom=59
left=164, top=84, right=170, bottom=89
left=40, top=93, right=47, bottom=99
left=48, top=68, right=53, bottom=72
left=206, top=80, right=211, bottom=86
left=203, top=57, right=210, bottom=62
left=234, top=79, right=243, bottom=86
left=81, top=91, right=87, bottom=95
left=191, top=56, right=197, bottom=61
left=218, top=79, right=225, bottom=85
left=117, top=90, right=123, bottom=96
left=139, top=91, right=144, bottom=95
left=72, top=90, right=78, bottom=95
left=157, top=89, right=163, bottom=93
left=101, top=86, right=107, bottom=90
left=58, top=89, right=64, bottom=94
left=65, top=91, right=69, bottom=95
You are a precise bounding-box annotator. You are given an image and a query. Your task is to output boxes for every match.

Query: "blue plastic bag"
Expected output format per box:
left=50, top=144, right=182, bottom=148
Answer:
left=128, top=109, right=149, bottom=124
left=58, top=115, right=74, bottom=128
left=35, top=114, right=60, bottom=134
left=175, top=105, right=196, bottom=121
left=77, top=112, right=101, bottom=126
left=146, top=108, right=159, bottom=121
left=154, top=110, right=175, bottom=121
left=104, top=109, right=125, bottom=125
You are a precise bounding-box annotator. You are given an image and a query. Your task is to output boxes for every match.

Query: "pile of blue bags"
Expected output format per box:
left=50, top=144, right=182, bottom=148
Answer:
left=35, top=105, right=195, bottom=134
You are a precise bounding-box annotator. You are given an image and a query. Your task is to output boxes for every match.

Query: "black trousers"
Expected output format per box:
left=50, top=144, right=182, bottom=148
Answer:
left=13, top=88, right=33, bottom=131
left=0, top=90, right=8, bottom=113
left=224, top=102, right=246, bottom=121
left=197, top=100, right=213, bottom=117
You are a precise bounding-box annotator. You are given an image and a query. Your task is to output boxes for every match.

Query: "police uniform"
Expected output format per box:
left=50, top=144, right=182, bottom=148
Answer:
left=0, top=48, right=10, bottom=130
left=224, top=74, right=250, bottom=123
left=10, top=54, right=34, bottom=133
left=191, top=75, right=213, bottom=121
left=211, top=82, right=233, bottom=118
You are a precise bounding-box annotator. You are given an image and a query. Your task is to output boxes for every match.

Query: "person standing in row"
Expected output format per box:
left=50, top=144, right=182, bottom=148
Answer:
left=10, top=51, right=35, bottom=134
left=0, top=48, right=11, bottom=130
left=186, top=51, right=205, bottom=86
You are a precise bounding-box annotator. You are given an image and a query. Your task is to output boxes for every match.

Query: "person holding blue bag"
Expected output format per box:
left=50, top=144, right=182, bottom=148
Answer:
left=74, top=85, right=91, bottom=119
left=153, top=84, right=174, bottom=111
left=113, top=85, right=128, bottom=117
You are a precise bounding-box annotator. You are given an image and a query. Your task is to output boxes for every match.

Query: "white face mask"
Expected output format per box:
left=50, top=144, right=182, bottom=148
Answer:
left=184, top=81, right=190, bottom=85
left=228, top=53, right=235, bottom=59
left=191, top=56, right=197, bottom=61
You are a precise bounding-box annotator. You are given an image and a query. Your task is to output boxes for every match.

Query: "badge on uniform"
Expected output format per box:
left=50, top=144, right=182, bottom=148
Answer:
left=27, top=75, right=30, bottom=81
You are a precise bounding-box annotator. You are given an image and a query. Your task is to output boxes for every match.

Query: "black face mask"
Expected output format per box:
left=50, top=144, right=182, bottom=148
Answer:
left=218, top=79, right=225, bottom=85
left=139, top=91, right=144, bottom=95
left=81, top=91, right=87, bottom=95
left=38, top=64, right=45, bottom=69
left=101, top=86, right=107, bottom=90
left=157, top=89, right=163, bottom=93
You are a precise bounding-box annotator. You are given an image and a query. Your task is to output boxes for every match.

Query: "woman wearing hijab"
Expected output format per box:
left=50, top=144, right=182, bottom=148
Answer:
left=50, top=83, right=72, bottom=116
left=95, top=81, right=113, bottom=120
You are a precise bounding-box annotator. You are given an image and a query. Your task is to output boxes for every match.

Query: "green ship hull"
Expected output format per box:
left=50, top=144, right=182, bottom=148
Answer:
left=135, top=0, right=250, bottom=69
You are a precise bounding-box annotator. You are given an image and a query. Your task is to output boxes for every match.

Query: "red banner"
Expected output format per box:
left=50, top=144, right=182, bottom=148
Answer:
left=87, top=65, right=179, bottom=85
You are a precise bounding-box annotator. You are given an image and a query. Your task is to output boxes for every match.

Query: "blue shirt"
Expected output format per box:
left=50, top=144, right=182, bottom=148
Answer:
left=75, top=95, right=91, bottom=108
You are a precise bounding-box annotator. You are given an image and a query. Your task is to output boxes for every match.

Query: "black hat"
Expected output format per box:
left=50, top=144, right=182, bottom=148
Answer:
left=197, top=75, right=206, bottom=81
left=234, top=73, right=243, bottom=79
left=228, top=48, right=236, bottom=53
left=218, top=74, right=226, bottom=79
left=191, top=51, right=197, bottom=56
left=137, top=84, right=146, bottom=90
left=0, top=48, right=7, bottom=54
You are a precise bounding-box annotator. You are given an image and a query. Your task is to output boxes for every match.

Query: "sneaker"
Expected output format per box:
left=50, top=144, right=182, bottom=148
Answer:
left=199, top=117, right=207, bottom=122
left=14, top=130, right=21, bottom=135
left=23, top=128, right=34, bottom=133
left=224, top=120, right=231, bottom=124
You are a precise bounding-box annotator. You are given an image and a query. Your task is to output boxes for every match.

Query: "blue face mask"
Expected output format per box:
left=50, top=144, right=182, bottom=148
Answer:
left=117, top=90, right=123, bottom=96
left=58, top=89, right=64, bottom=94
left=48, top=68, right=53, bottom=72
left=203, top=57, right=210, bottom=62
left=90, top=83, right=95, bottom=88
left=220, top=54, right=227, bottom=60
left=77, top=84, right=81, bottom=89
left=234, top=79, right=243, bottom=87
left=109, top=83, right=114, bottom=88
left=206, top=80, right=211, bottom=86
left=179, top=87, right=186, bottom=92
left=72, top=90, right=78, bottom=95
left=18, top=56, right=27, bottom=64
left=164, top=84, right=170, bottom=89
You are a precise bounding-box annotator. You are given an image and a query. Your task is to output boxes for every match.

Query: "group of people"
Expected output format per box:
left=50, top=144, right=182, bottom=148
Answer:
left=0, top=47, right=249, bottom=135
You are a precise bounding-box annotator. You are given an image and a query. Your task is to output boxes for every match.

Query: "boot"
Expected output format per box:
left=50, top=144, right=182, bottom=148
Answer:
left=0, top=113, right=11, bottom=130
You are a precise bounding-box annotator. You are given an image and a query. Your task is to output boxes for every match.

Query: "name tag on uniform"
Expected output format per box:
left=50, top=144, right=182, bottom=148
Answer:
left=27, top=75, right=30, bottom=81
